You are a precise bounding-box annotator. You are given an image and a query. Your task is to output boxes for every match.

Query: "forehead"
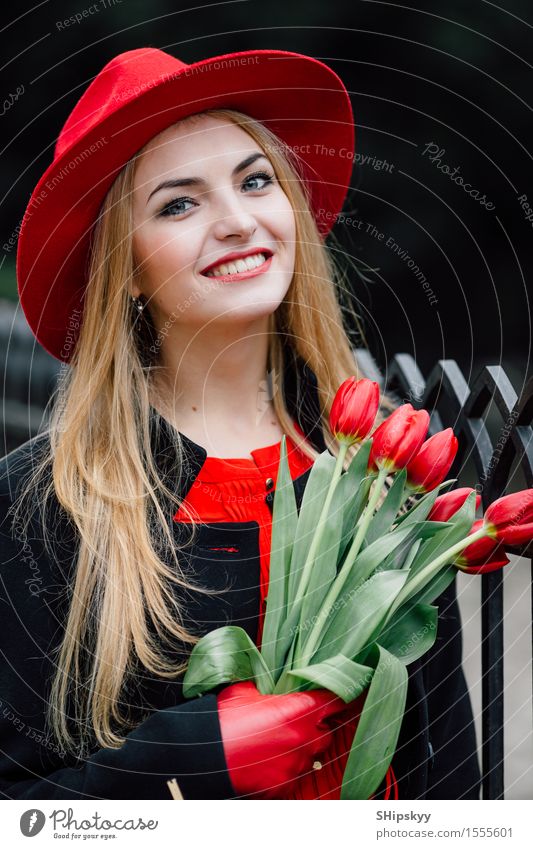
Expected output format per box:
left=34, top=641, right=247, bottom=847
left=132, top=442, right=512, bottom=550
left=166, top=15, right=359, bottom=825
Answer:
left=133, top=115, right=262, bottom=185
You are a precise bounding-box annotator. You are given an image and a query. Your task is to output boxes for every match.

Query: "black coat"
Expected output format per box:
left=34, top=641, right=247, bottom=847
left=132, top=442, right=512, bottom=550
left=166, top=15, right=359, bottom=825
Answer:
left=0, top=357, right=481, bottom=800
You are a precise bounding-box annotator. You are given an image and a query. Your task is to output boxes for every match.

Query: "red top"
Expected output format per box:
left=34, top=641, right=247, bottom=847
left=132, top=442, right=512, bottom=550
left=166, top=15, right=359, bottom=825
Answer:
left=172, top=423, right=398, bottom=801
left=172, top=420, right=313, bottom=647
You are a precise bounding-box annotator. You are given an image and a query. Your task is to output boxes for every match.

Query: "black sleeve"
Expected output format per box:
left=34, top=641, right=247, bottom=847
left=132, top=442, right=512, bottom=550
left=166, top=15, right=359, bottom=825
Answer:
left=0, top=442, right=236, bottom=801
left=420, top=576, right=481, bottom=800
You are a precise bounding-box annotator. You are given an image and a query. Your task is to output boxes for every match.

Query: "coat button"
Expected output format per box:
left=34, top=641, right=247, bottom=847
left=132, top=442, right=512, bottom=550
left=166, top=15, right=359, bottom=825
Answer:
left=265, top=477, right=274, bottom=489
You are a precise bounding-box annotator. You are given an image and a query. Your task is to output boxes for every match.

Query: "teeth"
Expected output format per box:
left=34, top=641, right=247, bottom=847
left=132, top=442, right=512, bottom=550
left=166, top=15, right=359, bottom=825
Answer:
left=205, top=252, right=268, bottom=277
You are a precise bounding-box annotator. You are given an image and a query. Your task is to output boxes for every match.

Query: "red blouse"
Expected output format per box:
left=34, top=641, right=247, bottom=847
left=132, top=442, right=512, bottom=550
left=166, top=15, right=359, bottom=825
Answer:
left=172, top=423, right=398, bottom=800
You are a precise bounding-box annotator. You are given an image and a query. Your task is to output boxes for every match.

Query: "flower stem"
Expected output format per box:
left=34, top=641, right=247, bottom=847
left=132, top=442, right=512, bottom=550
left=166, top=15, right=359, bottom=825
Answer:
left=292, top=440, right=349, bottom=605
left=382, top=524, right=489, bottom=627
left=346, top=466, right=390, bottom=564
left=295, top=465, right=389, bottom=667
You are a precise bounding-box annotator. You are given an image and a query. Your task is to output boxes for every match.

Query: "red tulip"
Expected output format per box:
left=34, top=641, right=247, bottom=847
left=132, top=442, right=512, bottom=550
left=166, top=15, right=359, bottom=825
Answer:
left=368, top=404, right=430, bottom=472
left=455, top=520, right=510, bottom=574
left=329, top=377, right=380, bottom=445
left=406, top=428, right=459, bottom=492
left=428, top=487, right=481, bottom=522
left=484, top=490, right=533, bottom=547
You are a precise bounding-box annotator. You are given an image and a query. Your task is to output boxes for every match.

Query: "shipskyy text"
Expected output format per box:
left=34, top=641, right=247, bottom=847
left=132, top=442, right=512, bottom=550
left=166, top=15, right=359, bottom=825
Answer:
left=376, top=811, right=431, bottom=823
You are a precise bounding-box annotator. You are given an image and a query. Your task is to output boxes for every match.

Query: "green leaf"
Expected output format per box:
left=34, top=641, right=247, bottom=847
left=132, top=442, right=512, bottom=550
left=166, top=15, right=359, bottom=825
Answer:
left=375, top=522, right=451, bottom=573
left=406, top=492, right=477, bottom=582
left=182, top=626, right=274, bottom=697
left=336, top=477, right=373, bottom=570
left=394, top=479, right=456, bottom=525
left=287, top=655, right=374, bottom=702
left=273, top=634, right=300, bottom=694
left=365, top=468, right=407, bottom=545
left=347, top=439, right=373, bottom=483
left=267, top=597, right=305, bottom=681
left=408, top=565, right=457, bottom=607
left=297, top=473, right=352, bottom=663
left=337, top=442, right=375, bottom=563
left=376, top=603, right=438, bottom=664
left=334, top=521, right=424, bottom=592
left=261, top=436, right=298, bottom=673
left=341, top=645, right=408, bottom=799
left=288, top=450, right=337, bottom=600
left=400, top=538, right=422, bottom=572
left=381, top=495, right=476, bottom=623
left=310, top=569, right=409, bottom=664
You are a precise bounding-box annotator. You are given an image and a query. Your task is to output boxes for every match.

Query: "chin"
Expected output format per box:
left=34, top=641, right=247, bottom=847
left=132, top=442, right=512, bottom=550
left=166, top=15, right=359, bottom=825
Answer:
left=210, top=299, right=284, bottom=324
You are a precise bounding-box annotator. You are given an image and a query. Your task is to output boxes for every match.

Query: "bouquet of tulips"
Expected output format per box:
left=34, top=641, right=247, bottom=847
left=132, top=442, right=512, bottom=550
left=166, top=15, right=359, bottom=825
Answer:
left=182, top=378, right=533, bottom=799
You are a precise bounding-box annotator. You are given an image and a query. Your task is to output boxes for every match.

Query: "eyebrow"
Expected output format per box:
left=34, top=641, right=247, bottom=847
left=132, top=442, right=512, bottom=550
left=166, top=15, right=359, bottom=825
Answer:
left=146, top=152, right=270, bottom=204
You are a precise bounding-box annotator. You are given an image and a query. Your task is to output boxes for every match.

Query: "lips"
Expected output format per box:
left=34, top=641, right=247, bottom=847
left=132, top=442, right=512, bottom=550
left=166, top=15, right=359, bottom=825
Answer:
left=199, top=247, right=273, bottom=276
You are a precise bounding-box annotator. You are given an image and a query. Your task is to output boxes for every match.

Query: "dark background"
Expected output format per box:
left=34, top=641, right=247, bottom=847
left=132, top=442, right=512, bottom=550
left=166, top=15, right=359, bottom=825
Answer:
left=1, top=0, right=531, bottom=388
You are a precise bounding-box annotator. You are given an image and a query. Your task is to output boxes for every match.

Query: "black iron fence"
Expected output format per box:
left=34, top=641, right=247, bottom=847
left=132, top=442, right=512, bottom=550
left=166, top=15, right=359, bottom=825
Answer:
left=0, top=300, right=62, bottom=455
left=1, top=299, right=532, bottom=799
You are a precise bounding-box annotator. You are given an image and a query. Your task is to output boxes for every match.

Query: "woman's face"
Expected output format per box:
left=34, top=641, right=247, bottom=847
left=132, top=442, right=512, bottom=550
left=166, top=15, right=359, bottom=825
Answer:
left=131, top=115, right=296, bottom=334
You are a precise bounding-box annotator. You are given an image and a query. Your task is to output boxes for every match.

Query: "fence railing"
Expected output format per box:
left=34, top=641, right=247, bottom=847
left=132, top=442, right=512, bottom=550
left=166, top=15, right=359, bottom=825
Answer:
left=0, top=300, right=62, bottom=455
left=1, top=300, right=532, bottom=799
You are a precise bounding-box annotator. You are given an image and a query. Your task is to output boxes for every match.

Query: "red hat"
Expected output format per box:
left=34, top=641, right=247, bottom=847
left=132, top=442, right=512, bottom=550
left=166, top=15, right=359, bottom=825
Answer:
left=16, top=47, right=355, bottom=363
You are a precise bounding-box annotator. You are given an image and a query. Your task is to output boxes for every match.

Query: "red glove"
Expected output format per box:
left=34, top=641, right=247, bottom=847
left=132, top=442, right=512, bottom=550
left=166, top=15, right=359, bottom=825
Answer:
left=286, top=691, right=399, bottom=800
left=285, top=691, right=367, bottom=799
left=217, top=681, right=347, bottom=799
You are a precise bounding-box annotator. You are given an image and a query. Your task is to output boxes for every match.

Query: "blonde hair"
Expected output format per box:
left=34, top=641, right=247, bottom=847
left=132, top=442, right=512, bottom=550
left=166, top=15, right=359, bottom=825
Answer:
left=11, top=108, right=394, bottom=756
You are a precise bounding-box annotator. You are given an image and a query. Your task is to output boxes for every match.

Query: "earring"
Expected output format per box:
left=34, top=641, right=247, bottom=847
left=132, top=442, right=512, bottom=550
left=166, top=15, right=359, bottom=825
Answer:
left=131, top=295, right=144, bottom=313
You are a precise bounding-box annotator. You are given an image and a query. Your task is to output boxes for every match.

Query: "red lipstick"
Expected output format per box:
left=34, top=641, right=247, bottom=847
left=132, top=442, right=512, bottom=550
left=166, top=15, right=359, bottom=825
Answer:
left=200, top=247, right=273, bottom=276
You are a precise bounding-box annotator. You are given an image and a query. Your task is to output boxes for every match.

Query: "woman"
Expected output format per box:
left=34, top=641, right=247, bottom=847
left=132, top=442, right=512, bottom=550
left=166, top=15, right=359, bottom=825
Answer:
left=0, top=47, right=480, bottom=800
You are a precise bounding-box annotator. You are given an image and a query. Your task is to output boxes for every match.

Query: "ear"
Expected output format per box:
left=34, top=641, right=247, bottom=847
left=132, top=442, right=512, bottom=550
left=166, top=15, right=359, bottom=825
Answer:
left=131, top=248, right=145, bottom=298
left=128, top=269, right=143, bottom=299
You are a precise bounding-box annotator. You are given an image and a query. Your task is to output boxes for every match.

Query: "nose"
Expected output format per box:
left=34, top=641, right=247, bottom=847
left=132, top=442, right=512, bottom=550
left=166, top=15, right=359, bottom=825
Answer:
left=211, top=189, right=257, bottom=241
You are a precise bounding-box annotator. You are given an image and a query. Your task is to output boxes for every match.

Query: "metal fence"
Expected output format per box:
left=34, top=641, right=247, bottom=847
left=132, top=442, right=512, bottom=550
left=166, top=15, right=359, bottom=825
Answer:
left=0, top=300, right=62, bottom=455
left=1, top=299, right=532, bottom=799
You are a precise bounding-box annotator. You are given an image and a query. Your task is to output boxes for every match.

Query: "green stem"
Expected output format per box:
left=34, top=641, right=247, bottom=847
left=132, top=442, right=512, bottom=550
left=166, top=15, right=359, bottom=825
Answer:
left=382, top=524, right=489, bottom=627
left=295, top=465, right=389, bottom=667
left=348, top=466, right=390, bottom=563
left=292, top=440, right=349, bottom=605
left=399, top=486, right=418, bottom=510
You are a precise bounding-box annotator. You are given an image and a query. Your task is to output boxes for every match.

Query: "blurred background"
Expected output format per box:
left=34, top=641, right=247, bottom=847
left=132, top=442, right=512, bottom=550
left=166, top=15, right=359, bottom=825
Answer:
left=0, top=0, right=531, bottom=799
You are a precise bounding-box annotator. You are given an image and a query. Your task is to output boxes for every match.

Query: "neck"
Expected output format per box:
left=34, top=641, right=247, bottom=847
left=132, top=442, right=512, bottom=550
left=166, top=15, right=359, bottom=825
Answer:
left=151, top=315, right=276, bottom=431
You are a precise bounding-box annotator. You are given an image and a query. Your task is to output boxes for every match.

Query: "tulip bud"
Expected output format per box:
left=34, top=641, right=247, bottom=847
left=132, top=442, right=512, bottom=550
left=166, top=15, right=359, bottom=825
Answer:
left=483, top=490, right=533, bottom=547
left=406, top=428, right=459, bottom=492
left=329, top=377, right=380, bottom=445
left=428, top=487, right=481, bottom=522
left=455, top=520, right=510, bottom=574
left=368, top=404, right=430, bottom=472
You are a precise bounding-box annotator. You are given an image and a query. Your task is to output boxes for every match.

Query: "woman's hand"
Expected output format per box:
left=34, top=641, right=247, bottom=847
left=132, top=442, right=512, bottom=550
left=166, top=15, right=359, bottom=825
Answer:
left=284, top=692, right=367, bottom=799
left=217, top=681, right=347, bottom=798
left=283, top=691, right=399, bottom=800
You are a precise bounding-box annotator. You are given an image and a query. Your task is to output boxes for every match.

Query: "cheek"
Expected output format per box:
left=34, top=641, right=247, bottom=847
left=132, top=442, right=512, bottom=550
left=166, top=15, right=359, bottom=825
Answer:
left=275, top=197, right=296, bottom=248
left=134, top=225, right=198, bottom=288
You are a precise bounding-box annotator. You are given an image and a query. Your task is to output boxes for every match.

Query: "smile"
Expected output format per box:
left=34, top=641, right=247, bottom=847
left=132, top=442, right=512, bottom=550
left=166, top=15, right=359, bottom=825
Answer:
left=202, top=252, right=273, bottom=282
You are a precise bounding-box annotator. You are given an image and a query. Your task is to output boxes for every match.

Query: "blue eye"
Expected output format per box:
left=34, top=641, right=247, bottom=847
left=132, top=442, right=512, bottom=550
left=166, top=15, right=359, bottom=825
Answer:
left=242, top=170, right=274, bottom=191
left=158, top=171, right=274, bottom=218
left=158, top=197, right=197, bottom=217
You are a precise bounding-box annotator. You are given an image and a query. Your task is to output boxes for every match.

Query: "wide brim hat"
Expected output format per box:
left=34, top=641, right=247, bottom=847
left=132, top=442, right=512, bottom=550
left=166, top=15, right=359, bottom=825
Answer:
left=16, top=47, right=355, bottom=363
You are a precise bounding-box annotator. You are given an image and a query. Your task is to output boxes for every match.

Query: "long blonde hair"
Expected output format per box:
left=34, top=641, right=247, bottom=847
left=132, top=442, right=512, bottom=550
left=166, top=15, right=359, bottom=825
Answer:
left=11, top=108, right=393, bottom=756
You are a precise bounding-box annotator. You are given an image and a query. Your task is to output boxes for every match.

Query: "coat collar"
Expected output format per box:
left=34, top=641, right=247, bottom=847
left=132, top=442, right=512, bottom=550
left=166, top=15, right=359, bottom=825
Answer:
left=149, top=352, right=326, bottom=504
